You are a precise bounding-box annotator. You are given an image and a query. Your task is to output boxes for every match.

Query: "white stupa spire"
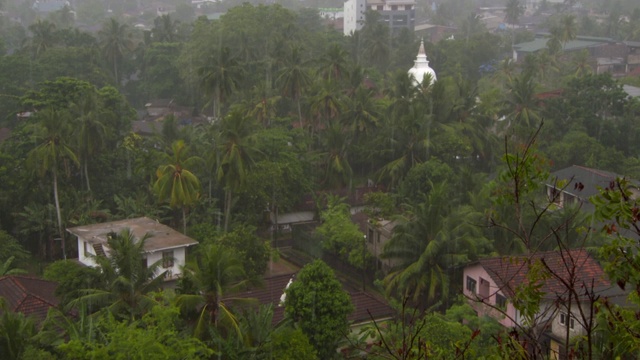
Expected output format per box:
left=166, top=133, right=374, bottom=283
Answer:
left=408, top=38, right=437, bottom=86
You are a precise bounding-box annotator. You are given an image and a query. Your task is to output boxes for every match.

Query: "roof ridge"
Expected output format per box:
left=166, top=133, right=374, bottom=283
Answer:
left=573, top=165, right=617, bottom=179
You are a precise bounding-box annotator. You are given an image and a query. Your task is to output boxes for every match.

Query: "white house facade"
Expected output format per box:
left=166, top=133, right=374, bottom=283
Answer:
left=67, top=217, right=198, bottom=280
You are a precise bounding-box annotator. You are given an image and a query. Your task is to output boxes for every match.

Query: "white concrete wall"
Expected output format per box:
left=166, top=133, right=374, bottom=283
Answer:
left=77, top=237, right=101, bottom=267
left=344, top=0, right=366, bottom=35
left=147, top=247, right=186, bottom=280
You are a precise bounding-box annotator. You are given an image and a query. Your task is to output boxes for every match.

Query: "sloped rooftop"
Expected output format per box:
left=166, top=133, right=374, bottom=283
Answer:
left=228, top=273, right=394, bottom=325
left=476, top=249, right=609, bottom=299
left=549, top=165, right=623, bottom=200
left=67, top=217, right=198, bottom=253
left=0, top=275, right=59, bottom=323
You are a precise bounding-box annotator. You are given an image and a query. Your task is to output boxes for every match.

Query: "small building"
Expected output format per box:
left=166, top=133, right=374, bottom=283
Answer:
left=67, top=217, right=198, bottom=280
left=462, top=249, right=620, bottom=358
left=229, top=273, right=394, bottom=329
left=343, top=0, right=415, bottom=36
left=545, top=165, right=634, bottom=212
left=0, top=275, right=60, bottom=324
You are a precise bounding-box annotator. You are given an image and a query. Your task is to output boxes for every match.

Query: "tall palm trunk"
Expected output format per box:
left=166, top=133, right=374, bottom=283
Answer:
left=224, top=189, right=232, bottom=232
left=297, top=98, right=303, bottom=129
left=182, top=207, right=187, bottom=234
left=52, top=169, right=66, bottom=259
left=84, top=160, right=91, bottom=193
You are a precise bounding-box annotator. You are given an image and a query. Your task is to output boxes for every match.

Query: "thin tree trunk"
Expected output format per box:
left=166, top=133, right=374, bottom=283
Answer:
left=182, top=207, right=187, bottom=234
left=297, top=98, right=303, bottom=129
left=53, top=170, right=66, bottom=260
left=114, top=60, right=119, bottom=88
left=84, top=159, right=91, bottom=193
left=224, top=189, right=232, bottom=232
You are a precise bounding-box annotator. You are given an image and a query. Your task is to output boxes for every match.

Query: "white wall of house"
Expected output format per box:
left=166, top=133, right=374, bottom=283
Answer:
left=146, top=247, right=186, bottom=280
left=77, top=238, right=110, bottom=267
left=77, top=236, right=187, bottom=281
left=463, top=264, right=518, bottom=328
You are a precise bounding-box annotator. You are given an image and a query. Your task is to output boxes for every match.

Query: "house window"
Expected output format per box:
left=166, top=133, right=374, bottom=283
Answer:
left=377, top=5, right=383, bottom=10
left=560, top=312, right=575, bottom=329
left=162, top=251, right=174, bottom=268
left=496, top=294, right=507, bottom=308
left=466, top=276, right=477, bottom=293
left=479, top=278, right=490, bottom=298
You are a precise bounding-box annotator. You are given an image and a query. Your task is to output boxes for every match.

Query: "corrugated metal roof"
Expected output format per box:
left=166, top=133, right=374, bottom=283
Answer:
left=514, top=38, right=607, bottom=53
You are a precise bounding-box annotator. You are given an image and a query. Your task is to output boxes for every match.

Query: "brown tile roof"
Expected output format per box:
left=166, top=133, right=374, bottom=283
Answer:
left=67, top=217, right=198, bottom=253
left=477, top=249, right=609, bottom=299
left=228, top=274, right=394, bottom=325
left=0, top=275, right=59, bottom=323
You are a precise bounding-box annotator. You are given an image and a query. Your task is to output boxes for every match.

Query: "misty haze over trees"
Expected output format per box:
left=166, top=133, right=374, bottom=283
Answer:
left=1, top=0, right=640, bottom=358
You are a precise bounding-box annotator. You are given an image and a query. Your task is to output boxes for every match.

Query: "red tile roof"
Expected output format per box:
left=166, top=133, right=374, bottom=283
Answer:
left=0, top=275, right=59, bottom=323
left=477, top=249, right=609, bottom=299
left=228, top=274, right=394, bottom=325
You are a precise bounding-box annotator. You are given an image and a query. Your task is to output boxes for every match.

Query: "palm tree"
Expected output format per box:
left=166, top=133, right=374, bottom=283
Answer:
left=70, top=91, right=106, bottom=193
left=308, top=79, right=344, bottom=136
left=0, top=257, right=27, bottom=276
left=277, top=44, right=311, bottom=127
left=177, top=244, right=250, bottom=338
left=318, top=122, right=353, bottom=189
left=382, top=183, right=484, bottom=306
left=98, top=18, right=133, bottom=86
left=341, top=86, right=380, bottom=142
left=199, top=47, right=244, bottom=119
left=154, top=140, right=202, bottom=233
left=216, top=109, right=259, bottom=232
left=504, top=0, right=524, bottom=28
left=559, top=15, right=577, bottom=46
left=502, top=72, right=540, bottom=130
left=73, top=229, right=166, bottom=321
left=379, top=101, right=437, bottom=188
left=26, top=108, right=78, bottom=259
left=152, top=14, right=179, bottom=43
left=316, top=44, right=349, bottom=82
left=0, top=299, right=36, bottom=360
left=27, top=20, right=57, bottom=58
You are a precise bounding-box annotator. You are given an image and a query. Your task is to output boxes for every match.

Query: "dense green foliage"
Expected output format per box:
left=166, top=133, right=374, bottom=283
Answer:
left=285, top=260, right=353, bottom=359
left=0, top=0, right=640, bottom=358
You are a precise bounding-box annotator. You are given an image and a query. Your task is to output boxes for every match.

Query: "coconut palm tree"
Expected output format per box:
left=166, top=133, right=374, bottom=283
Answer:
left=26, top=108, right=78, bottom=260
left=73, top=229, right=166, bottom=321
left=154, top=140, right=202, bottom=234
left=71, top=91, right=106, bottom=193
left=316, top=43, right=349, bottom=82
left=152, top=14, right=179, bottom=43
left=341, top=86, right=380, bottom=143
left=378, top=101, right=438, bottom=188
left=0, top=257, right=27, bottom=276
left=318, top=122, right=353, bottom=189
left=382, top=183, right=485, bottom=306
left=177, top=244, right=250, bottom=339
left=199, top=47, right=244, bottom=119
left=502, top=72, right=540, bottom=131
left=0, top=298, right=36, bottom=360
left=277, top=44, right=311, bottom=127
left=98, top=18, right=133, bottom=86
left=504, top=0, right=523, bottom=29
left=216, top=109, right=259, bottom=232
left=27, top=20, right=57, bottom=58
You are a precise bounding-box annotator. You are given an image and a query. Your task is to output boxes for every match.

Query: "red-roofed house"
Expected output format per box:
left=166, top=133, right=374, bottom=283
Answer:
left=462, top=249, right=613, bottom=341
left=0, top=275, right=59, bottom=324
left=228, top=273, right=395, bottom=329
